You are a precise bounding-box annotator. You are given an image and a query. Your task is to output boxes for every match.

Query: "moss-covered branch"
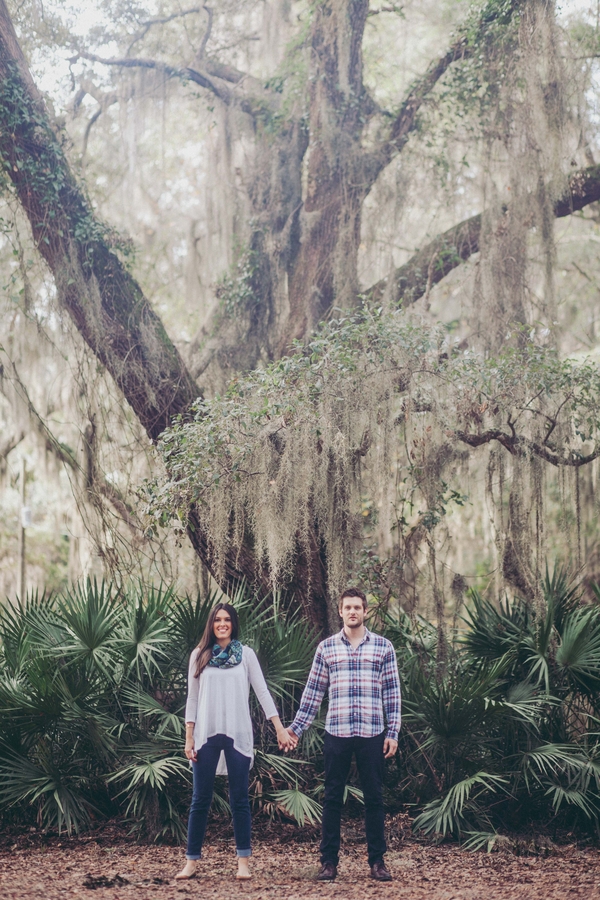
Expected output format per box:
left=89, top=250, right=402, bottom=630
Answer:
left=0, top=0, right=199, bottom=441
left=366, top=0, right=523, bottom=181
left=70, top=51, right=277, bottom=121
left=368, top=165, right=600, bottom=307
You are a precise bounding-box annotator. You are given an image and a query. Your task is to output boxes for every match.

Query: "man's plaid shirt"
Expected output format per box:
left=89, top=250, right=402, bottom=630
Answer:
left=290, top=628, right=401, bottom=741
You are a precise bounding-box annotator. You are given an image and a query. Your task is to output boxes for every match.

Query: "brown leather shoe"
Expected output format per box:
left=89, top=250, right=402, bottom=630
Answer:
left=316, top=862, right=338, bottom=881
left=370, top=860, right=392, bottom=881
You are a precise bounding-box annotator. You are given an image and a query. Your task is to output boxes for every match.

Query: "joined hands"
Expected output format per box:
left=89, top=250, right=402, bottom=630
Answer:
left=277, top=726, right=299, bottom=753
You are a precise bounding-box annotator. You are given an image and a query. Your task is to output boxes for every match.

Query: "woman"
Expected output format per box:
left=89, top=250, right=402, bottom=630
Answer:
left=175, top=602, right=294, bottom=880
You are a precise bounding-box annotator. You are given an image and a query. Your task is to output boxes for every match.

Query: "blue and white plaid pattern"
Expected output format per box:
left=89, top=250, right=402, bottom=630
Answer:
left=290, top=629, right=401, bottom=741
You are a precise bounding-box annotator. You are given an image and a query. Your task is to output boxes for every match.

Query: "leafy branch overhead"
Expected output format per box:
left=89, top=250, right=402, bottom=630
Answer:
left=2, top=0, right=600, bottom=619
left=150, top=310, right=600, bottom=598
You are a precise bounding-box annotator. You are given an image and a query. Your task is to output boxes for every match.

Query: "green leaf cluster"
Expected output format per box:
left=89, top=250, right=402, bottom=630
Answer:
left=0, top=580, right=318, bottom=837
left=386, top=566, right=600, bottom=843
left=149, top=310, right=600, bottom=551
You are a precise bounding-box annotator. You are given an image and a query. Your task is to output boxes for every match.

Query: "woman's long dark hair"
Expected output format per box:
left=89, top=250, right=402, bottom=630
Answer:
left=194, top=603, right=240, bottom=677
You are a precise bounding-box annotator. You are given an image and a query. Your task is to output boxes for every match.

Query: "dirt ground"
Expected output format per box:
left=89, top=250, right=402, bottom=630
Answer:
left=1, top=822, right=600, bottom=900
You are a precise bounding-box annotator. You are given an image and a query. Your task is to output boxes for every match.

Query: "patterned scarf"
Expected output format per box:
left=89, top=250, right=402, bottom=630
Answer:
left=208, top=639, right=243, bottom=668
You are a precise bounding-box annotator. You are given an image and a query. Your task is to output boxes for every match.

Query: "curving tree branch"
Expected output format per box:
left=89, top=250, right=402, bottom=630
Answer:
left=0, top=0, right=199, bottom=441
left=364, top=0, right=522, bottom=183
left=368, top=165, right=600, bottom=306
left=384, top=35, right=470, bottom=160
left=454, top=428, right=600, bottom=468
left=0, top=0, right=286, bottom=609
left=126, top=5, right=205, bottom=55
left=71, top=50, right=224, bottom=98
left=71, top=49, right=275, bottom=120
left=192, top=5, right=213, bottom=65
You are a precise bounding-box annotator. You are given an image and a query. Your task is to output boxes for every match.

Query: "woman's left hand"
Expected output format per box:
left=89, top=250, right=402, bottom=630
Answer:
left=270, top=715, right=297, bottom=752
left=277, top=728, right=298, bottom=753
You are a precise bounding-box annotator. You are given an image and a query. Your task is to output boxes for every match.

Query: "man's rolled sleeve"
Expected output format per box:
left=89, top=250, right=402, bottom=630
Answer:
left=290, top=646, right=329, bottom=737
left=381, top=645, right=401, bottom=741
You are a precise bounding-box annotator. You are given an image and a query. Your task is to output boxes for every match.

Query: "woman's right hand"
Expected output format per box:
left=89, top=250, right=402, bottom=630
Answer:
left=185, top=736, right=197, bottom=762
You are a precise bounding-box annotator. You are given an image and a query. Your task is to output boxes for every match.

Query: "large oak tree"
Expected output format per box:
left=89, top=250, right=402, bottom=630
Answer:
left=2, top=0, right=600, bottom=625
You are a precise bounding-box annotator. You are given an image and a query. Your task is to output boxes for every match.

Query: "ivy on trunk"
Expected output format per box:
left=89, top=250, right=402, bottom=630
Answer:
left=2, top=0, right=600, bottom=628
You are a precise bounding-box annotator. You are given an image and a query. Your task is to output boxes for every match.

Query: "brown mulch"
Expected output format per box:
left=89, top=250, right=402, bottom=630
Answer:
left=1, top=820, right=599, bottom=900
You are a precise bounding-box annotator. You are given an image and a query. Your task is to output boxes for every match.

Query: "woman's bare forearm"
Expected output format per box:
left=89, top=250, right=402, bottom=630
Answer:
left=269, top=715, right=286, bottom=736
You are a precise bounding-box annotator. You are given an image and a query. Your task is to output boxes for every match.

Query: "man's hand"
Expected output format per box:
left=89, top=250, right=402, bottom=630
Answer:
left=277, top=728, right=297, bottom=752
left=383, top=738, right=398, bottom=759
left=280, top=727, right=299, bottom=751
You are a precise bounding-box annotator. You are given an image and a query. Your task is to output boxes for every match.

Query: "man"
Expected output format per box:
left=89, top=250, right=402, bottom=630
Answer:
left=286, top=587, right=401, bottom=882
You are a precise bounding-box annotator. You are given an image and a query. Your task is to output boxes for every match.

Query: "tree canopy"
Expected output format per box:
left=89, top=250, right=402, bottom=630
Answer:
left=1, top=0, right=600, bottom=625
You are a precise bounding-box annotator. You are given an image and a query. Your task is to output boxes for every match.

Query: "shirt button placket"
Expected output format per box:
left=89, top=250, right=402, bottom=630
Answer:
left=350, top=646, right=356, bottom=732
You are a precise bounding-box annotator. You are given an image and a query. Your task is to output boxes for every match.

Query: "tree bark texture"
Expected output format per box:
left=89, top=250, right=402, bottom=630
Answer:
left=283, top=0, right=370, bottom=346
left=62, top=2, right=522, bottom=388
left=0, top=0, right=199, bottom=441
left=369, top=164, right=600, bottom=308
left=2, top=0, right=600, bottom=630
left=0, top=0, right=338, bottom=629
left=193, top=0, right=374, bottom=377
left=191, top=0, right=519, bottom=381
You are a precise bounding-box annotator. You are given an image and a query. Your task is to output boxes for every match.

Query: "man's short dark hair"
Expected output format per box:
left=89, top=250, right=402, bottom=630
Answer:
left=339, top=587, right=368, bottom=610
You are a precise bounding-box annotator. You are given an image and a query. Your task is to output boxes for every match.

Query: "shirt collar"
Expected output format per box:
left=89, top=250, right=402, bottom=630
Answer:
left=339, top=626, right=371, bottom=646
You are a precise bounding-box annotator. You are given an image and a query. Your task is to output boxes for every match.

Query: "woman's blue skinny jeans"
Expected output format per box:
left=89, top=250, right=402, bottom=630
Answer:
left=186, top=733, right=252, bottom=859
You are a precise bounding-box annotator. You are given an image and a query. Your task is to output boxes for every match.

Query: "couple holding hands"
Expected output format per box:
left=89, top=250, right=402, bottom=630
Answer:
left=175, top=587, right=401, bottom=883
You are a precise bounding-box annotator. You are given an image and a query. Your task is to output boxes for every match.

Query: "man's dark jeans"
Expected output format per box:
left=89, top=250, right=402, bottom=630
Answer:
left=320, top=730, right=386, bottom=867
left=186, top=734, right=251, bottom=859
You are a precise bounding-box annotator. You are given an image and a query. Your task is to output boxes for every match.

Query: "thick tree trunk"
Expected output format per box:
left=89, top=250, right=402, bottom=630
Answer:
left=0, top=0, right=333, bottom=628
left=283, top=0, right=370, bottom=348
left=192, top=0, right=373, bottom=375
left=0, top=2, right=198, bottom=441
left=192, top=0, right=481, bottom=374
left=58, top=1, right=523, bottom=390
left=206, top=117, right=309, bottom=377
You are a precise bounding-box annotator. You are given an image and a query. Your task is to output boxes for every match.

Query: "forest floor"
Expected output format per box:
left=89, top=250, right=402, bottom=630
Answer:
left=1, top=817, right=599, bottom=900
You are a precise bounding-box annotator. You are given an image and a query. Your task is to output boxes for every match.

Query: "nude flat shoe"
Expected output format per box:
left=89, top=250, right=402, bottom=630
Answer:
left=174, top=864, right=197, bottom=880
left=236, top=873, right=252, bottom=880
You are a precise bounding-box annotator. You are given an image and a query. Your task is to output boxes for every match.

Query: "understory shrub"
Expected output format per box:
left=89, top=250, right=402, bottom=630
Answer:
left=0, top=581, right=318, bottom=838
left=0, top=567, right=599, bottom=845
left=383, top=567, right=600, bottom=845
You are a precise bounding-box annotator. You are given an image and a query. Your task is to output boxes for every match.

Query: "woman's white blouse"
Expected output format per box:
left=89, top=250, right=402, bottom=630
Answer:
left=185, top=645, right=278, bottom=775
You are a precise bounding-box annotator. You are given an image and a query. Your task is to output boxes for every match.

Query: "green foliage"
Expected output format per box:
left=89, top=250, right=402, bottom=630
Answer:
left=390, top=565, right=600, bottom=843
left=2, top=568, right=599, bottom=845
left=270, top=788, right=322, bottom=826
left=154, top=311, right=600, bottom=519
left=0, top=580, right=318, bottom=837
left=413, top=771, right=507, bottom=837
left=214, top=247, right=261, bottom=318
left=147, top=309, right=600, bottom=604
left=461, top=568, right=600, bottom=702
